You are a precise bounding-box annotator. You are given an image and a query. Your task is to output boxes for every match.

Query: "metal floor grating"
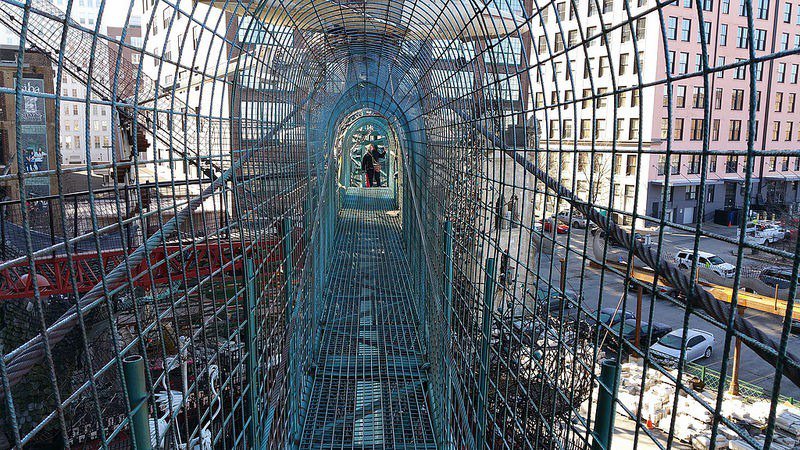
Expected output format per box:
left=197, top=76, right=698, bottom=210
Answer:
left=300, top=188, right=436, bottom=449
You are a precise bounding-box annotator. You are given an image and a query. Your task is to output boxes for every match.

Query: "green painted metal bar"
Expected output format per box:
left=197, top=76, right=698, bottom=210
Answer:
left=122, top=355, right=152, bottom=450
left=592, top=359, right=620, bottom=450
left=476, top=258, right=496, bottom=449
left=244, top=258, right=259, bottom=447
left=283, top=217, right=299, bottom=448
left=443, top=220, right=454, bottom=449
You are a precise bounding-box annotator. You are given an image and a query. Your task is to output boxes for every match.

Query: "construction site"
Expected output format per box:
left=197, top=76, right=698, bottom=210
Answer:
left=1, top=0, right=800, bottom=448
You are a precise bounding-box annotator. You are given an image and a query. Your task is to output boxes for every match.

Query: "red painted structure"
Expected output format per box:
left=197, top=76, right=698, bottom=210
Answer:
left=0, top=238, right=291, bottom=300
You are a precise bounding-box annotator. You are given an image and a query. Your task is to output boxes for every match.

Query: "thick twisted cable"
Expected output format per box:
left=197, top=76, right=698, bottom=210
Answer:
left=1, top=91, right=315, bottom=388
left=447, top=103, right=800, bottom=388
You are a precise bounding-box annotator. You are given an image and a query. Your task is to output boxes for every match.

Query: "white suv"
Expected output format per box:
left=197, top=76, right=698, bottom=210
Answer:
left=674, top=250, right=736, bottom=278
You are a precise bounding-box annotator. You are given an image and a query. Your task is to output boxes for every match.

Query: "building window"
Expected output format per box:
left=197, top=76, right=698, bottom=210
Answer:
left=675, top=118, right=685, bottom=140
left=782, top=32, right=790, bottom=50
left=669, top=51, right=677, bottom=74
left=619, top=53, right=629, bottom=75
left=729, top=120, right=742, bottom=140
left=636, top=18, right=647, bottom=39
left=710, top=155, right=718, bottom=171
left=671, top=155, right=681, bottom=174
left=661, top=118, right=669, bottom=139
left=757, top=0, right=770, bottom=18
left=791, top=64, right=798, bottom=83
left=580, top=119, right=591, bottom=139
left=784, top=156, right=791, bottom=170
left=691, top=119, right=704, bottom=140
left=621, top=25, right=631, bottom=43
left=773, top=121, right=782, bottom=141
left=603, top=0, right=614, bottom=12
left=726, top=155, right=739, bottom=173
left=712, top=119, right=721, bottom=140
left=628, top=118, right=640, bottom=140
left=678, top=52, right=689, bottom=74
left=688, top=155, right=701, bottom=173
left=681, top=18, right=692, bottom=41
left=563, top=119, right=573, bottom=138
left=667, top=16, right=678, bottom=41
left=626, top=155, right=637, bottom=175
left=720, top=24, right=728, bottom=46
left=789, top=93, right=796, bottom=112
left=549, top=120, right=559, bottom=139
left=778, top=63, right=786, bottom=82
left=595, top=119, right=606, bottom=139
left=676, top=85, right=686, bottom=108
left=714, top=88, right=723, bottom=109
left=707, top=185, right=716, bottom=202
left=658, top=155, right=667, bottom=175
left=737, top=27, right=748, bottom=48
left=686, top=185, right=698, bottom=201
left=692, top=86, right=704, bottom=108
left=699, top=21, right=711, bottom=43
left=723, top=0, right=731, bottom=12
left=785, top=2, right=793, bottom=21
left=776, top=92, right=784, bottom=111
left=755, top=90, right=762, bottom=110
left=769, top=156, right=778, bottom=171
left=717, top=56, right=726, bottom=78
left=734, top=58, right=746, bottom=79
left=754, top=29, right=767, bottom=50
left=568, top=30, right=578, bottom=46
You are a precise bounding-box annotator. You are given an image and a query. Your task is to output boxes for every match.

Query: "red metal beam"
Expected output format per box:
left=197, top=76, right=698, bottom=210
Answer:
left=0, top=239, right=290, bottom=300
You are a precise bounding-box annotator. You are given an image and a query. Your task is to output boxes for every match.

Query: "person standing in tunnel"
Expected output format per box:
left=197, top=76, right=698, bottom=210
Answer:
left=362, top=143, right=386, bottom=187
left=361, top=145, right=376, bottom=187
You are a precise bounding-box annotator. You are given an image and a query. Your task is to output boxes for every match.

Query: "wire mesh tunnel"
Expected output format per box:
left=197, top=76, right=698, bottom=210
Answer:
left=1, top=0, right=800, bottom=448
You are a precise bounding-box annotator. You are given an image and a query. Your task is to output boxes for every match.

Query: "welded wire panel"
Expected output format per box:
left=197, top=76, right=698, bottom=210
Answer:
left=1, top=0, right=800, bottom=448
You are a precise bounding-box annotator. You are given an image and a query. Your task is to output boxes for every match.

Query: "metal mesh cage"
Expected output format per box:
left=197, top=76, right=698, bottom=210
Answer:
left=0, top=0, right=799, bottom=448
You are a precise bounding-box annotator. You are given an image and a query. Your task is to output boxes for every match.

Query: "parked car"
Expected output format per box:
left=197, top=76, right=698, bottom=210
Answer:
left=542, top=218, right=569, bottom=234
left=556, top=211, right=588, bottom=229
left=529, top=286, right=580, bottom=315
left=649, top=328, right=715, bottom=363
left=674, top=250, right=735, bottom=278
left=758, top=266, right=799, bottom=290
left=588, top=307, right=635, bottom=327
left=621, top=319, right=673, bottom=348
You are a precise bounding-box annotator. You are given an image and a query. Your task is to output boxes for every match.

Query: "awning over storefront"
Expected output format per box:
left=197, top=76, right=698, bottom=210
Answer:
left=761, top=171, right=800, bottom=181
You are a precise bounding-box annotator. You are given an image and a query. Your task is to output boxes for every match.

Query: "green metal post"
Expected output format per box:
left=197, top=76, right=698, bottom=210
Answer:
left=592, top=359, right=620, bottom=450
left=244, top=257, right=259, bottom=447
left=123, top=355, right=152, bottom=450
left=443, top=221, right=454, bottom=449
left=283, top=217, right=299, bottom=447
left=477, top=258, right=496, bottom=449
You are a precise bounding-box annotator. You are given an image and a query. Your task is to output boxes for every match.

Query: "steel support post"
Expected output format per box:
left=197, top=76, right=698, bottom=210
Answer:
left=283, top=217, right=299, bottom=447
left=244, top=257, right=259, bottom=447
left=592, top=359, right=620, bottom=450
left=477, top=258, right=496, bottom=449
left=443, top=221, right=454, bottom=449
left=123, top=355, right=152, bottom=450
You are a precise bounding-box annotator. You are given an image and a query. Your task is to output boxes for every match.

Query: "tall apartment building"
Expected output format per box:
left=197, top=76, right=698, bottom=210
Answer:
left=138, top=0, right=233, bottom=185
left=531, top=0, right=800, bottom=225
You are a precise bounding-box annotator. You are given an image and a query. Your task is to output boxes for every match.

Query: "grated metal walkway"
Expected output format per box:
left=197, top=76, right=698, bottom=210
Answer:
left=300, top=188, right=436, bottom=449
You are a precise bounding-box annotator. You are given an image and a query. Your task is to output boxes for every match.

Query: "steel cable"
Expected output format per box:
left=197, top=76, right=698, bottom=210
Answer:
left=446, top=102, right=800, bottom=389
